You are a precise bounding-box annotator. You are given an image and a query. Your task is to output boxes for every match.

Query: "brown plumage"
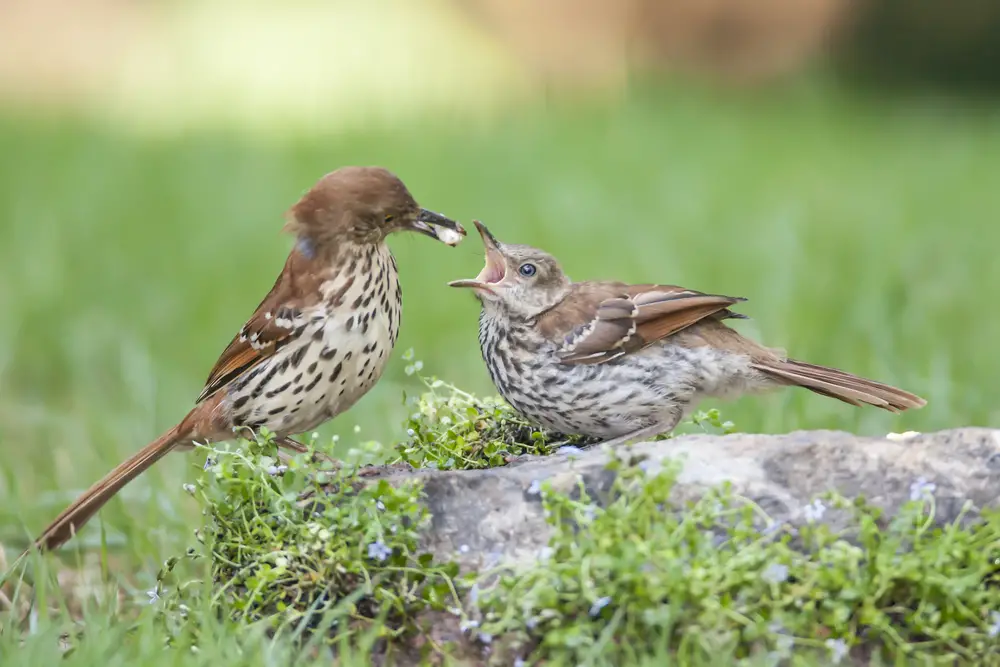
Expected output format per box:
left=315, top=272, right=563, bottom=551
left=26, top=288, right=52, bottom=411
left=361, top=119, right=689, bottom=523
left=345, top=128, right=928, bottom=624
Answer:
left=29, top=166, right=465, bottom=554
left=449, top=221, right=925, bottom=447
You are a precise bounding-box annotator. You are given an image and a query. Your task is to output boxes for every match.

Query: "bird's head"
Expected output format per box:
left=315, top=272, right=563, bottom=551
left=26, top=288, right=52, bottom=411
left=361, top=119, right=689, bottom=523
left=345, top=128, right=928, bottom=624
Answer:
left=283, top=166, right=465, bottom=253
left=448, top=221, right=570, bottom=317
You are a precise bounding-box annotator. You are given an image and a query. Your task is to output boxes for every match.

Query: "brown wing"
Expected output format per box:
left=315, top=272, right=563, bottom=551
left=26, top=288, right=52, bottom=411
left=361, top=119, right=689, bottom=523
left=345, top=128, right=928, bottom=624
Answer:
left=541, top=282, right=748, bottom=366
left=196, top=251, right=323, bottom=403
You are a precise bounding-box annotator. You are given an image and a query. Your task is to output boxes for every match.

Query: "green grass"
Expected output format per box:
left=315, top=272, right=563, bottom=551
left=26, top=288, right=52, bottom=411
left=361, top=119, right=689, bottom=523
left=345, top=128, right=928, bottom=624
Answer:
left=2, top=80, right=999, bottom=664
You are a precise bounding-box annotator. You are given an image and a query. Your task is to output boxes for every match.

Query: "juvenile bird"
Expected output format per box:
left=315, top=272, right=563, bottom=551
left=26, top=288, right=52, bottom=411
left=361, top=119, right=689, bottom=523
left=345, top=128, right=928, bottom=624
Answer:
left=449, top=222, right=925, bottom=447
left=31, top=166, right=465, bottom=553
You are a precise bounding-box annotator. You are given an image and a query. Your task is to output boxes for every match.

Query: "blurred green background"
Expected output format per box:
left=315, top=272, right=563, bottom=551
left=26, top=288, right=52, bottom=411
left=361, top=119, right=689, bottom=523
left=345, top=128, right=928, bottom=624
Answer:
left=0, top=0, right=997, bottom=588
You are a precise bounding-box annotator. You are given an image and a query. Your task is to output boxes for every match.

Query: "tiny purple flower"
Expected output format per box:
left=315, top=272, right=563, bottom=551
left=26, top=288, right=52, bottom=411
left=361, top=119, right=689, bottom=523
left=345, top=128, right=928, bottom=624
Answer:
left=762, top=563, right=789, bottom=584
left=802, top=499, right=826, bottom=523
left=909, top=477, right=937, bottom=502
left=203, top=456, right=216, bottom=471
left=989, top=611, right=1000, bottom=637
left=468, top=583, right=480, bottom=606
left=639, top=459, right=661, bottom=476
left=589, top=596, right=611, bottom=617
left=477, top=632, right=493, bottom=645
left=146, top=588, right=160, bottom=605
left=367, top=540, right=391, bottom=562
left=826, top=638, right=848, bottom=664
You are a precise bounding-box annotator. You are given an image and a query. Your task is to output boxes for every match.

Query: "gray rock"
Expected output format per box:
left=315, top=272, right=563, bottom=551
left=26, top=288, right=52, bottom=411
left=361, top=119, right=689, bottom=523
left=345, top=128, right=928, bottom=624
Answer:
left=364, top=428, right=1000, bottom=571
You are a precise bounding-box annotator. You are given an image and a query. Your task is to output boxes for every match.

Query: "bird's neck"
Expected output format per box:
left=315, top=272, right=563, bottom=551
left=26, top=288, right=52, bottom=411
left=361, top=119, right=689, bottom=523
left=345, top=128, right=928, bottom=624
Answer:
left=293, top=233, right=387, bottom=269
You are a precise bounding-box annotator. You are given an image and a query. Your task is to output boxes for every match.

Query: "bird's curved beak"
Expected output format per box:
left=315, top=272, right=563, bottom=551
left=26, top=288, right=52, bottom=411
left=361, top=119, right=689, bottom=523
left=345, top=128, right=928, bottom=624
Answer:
left=447, top=220, right=506, bottom=295
left=407, top=209, right=466, bottom=246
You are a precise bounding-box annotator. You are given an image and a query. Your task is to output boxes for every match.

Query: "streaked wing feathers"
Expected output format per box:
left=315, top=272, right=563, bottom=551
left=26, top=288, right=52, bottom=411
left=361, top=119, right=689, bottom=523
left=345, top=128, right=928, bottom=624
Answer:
left=557, top=284, right=747, bottom=365
left=196, top=258, right=310, bottom=403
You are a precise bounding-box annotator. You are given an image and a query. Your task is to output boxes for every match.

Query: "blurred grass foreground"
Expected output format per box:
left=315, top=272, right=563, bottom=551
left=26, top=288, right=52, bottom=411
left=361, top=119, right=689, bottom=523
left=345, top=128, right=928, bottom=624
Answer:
left=0, top=0, right=999, bottom=663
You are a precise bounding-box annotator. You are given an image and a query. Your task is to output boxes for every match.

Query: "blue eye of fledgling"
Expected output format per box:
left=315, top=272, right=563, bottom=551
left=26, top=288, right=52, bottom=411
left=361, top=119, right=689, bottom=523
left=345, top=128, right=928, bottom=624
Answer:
left=519, top=263, right=537, bottom=277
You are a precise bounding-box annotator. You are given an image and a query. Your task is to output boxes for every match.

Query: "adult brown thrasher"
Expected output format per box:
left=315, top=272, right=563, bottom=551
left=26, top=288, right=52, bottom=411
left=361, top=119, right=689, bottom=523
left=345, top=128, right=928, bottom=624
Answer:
left=31, top=166, right=465, bottom=553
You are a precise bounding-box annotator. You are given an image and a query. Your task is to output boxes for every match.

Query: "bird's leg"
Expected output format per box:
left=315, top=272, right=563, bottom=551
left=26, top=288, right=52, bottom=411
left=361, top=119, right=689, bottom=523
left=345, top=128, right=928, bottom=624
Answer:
left=276, top=435, right=342, bottom=467
left=594, top=413, right=683, bottom=450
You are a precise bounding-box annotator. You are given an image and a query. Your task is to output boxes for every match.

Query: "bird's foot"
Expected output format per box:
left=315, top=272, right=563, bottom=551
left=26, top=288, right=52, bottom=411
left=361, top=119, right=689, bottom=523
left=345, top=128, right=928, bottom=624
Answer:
left=595, top=422, right=679, bottom=449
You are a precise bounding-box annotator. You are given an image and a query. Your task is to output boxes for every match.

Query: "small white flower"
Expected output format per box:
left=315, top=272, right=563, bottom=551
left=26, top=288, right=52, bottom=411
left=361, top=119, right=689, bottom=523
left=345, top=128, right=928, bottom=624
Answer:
left=459, top=544, right=470, bottom=554
left=525, top=616, right=538, bottom=629
left=367, top=541, right=391, bottom=562
left=526, top=479, right=542, bottom=497
left=477, top=632, right=492, bottom=645
left=146, top=588, right=160, bottom=605
left=909, top=476, right=937, bottom=502
left=459, top=619, right=479, bottom=632
left=826, top=638, right=848, bottom=664
left=557, top=446, right=583, bottom=456
left=589, top=596, right=611, bottom=617
left=762, top=563, right=789, bottom=584
left=802, top=499, right=826, bottom=523
left=989, top=611, right=1000, bottom=637
left=376, top=500, right=386, bottom=511
left=265, top=465, right=288, bottom=476
left=514, top=660, right=527, bottom=667
left=202, top=457, right=216, bottom=471
left=406, top=428, right=416, bottom=437
left=182, top=483, right=196, bottom=495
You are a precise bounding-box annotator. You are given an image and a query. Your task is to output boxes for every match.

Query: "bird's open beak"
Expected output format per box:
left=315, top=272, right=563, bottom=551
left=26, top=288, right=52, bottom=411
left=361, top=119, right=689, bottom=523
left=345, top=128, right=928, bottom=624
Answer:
left=447, top=220, right=506, bottom=295
left=407, top=209, right=466, bottom=246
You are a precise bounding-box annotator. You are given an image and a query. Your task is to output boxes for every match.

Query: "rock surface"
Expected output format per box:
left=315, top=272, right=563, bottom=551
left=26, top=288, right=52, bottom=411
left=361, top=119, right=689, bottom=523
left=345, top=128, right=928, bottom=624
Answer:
left=365, top=428, right=1000, bottom=571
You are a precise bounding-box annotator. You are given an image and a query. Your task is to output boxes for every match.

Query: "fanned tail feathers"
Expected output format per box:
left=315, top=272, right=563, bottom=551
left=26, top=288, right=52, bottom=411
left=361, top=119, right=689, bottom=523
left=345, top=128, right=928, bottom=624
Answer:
left=752, top=359, right=926, bottom=413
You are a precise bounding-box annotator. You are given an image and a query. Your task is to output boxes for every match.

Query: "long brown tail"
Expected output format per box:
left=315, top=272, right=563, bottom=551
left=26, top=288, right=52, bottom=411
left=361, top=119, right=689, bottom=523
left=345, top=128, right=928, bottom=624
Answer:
left=28, top=424, right=192, bottom=554
left=752, top=359, right=927, bottom=412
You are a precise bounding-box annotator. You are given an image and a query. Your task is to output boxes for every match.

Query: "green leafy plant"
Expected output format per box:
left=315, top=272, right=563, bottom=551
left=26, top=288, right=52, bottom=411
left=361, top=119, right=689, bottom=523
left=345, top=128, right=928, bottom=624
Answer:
left=391, top=349, right=598, bottom=471
left=156, top=429, right=462, bottom=652
left=472, top=460, right=1000, bottom=665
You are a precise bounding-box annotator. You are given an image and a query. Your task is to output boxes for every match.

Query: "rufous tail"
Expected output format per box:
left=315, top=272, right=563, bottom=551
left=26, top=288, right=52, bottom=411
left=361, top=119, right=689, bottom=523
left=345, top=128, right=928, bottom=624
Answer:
left=28, top=424, right=192, bottom=554
left=752, top=359, right=926, bottom=412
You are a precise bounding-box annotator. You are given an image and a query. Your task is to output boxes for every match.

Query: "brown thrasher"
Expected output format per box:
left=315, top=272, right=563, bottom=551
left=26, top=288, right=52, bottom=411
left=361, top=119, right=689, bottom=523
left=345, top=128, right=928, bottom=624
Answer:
left=449, top=221, right=925, bottom=447
left=30, top=166, right=465, bottom=553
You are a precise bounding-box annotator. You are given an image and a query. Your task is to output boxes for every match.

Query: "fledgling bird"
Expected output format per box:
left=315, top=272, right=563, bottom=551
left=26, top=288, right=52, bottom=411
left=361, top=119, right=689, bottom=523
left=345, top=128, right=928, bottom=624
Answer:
left=31, top=166, right=465, bottom=553
left=449, top=221, right=925, bottom=447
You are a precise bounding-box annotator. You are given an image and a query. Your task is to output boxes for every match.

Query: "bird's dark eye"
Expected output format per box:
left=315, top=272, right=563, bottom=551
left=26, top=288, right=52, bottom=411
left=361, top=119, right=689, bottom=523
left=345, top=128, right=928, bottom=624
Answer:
left=519, top=263, right=537, bottom=277
left=384, top=214, right=395, bottom=223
